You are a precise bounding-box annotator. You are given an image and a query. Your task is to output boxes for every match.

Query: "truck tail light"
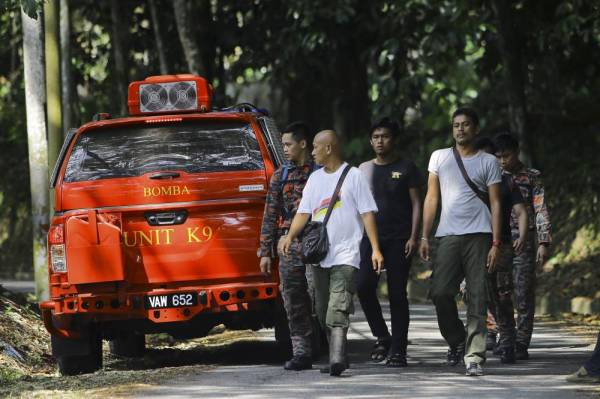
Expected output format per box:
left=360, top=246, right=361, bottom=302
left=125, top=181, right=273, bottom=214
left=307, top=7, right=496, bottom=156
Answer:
left=48, top=224, right=67, bottom=273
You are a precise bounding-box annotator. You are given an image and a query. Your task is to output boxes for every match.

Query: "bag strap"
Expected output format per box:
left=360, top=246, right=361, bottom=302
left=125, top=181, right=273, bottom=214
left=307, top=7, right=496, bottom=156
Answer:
left=322, top=164, right=352, bottom=226
left=451, top=147, right=490, bottom=208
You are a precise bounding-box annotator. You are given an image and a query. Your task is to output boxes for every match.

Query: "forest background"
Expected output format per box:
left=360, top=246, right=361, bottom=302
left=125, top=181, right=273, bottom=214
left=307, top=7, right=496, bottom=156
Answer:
left=0, top=0, right=598, bottom=301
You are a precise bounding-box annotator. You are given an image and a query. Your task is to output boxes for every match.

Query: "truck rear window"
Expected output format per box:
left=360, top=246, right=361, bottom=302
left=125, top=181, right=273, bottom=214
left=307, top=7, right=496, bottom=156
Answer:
left=63, top=121, right=264, bottom=182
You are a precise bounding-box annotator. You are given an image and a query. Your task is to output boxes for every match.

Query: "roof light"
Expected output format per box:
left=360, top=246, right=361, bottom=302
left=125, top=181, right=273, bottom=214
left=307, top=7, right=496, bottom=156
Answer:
left=127, top=75, right=213, bottom=116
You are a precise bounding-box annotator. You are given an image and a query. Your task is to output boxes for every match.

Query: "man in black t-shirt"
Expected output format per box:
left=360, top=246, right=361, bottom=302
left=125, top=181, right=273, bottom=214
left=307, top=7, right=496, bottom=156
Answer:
left=357, top=118, right=424, bottom=367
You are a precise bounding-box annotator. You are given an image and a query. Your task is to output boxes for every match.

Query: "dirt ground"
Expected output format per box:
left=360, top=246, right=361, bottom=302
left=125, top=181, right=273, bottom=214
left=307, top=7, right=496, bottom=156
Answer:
left=0, top=286, right=263, bottom=398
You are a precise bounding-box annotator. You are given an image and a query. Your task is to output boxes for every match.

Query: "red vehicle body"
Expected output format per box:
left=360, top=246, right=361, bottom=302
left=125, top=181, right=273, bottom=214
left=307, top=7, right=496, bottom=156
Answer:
left=40, top=75, right=290, bottom=375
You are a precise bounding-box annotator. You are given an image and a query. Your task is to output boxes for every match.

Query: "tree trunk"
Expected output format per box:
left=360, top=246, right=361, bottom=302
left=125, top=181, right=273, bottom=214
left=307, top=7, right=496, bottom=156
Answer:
left=490, top=0, right=532, bottom=165
left=148, top=0, right=169, bottom=74
left=109, top=0, right=128, bottom=115
left=21, top=8, right=50, bottom=300
left=45, top=0, right=62, bottom=176
left=60, top=0, right=74, bottom=132
left=173, top=0, right=206, bottom=76
left=332, top=37, right=370, bottom=141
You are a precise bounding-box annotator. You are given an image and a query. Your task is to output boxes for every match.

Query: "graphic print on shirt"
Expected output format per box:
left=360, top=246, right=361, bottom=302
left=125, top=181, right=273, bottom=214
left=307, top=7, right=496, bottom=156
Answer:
left=313, top=191, right=342, bottom=219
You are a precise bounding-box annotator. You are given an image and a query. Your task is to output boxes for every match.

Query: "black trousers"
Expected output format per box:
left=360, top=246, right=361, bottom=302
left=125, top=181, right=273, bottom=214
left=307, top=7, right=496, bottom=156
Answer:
left=357, top=237, right=411, bottom=354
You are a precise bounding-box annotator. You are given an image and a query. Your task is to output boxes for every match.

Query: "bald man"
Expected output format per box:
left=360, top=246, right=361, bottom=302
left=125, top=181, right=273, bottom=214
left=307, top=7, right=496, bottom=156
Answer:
left=280, top=130, right=384, bottom=377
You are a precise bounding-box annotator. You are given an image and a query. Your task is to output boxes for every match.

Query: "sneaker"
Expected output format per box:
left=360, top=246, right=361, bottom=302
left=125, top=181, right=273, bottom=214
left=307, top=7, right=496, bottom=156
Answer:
left=566, top=366, right=600, bottom=383
left=515, top=343, right=529, bottom=360
left=486, top=332, right=497, bottom=351
left=284, top=355, right=312, bottom=371
left=499, top=346, right=516, bottom=364
left=465, top=362, right=484, bottom=376
left=447, top=343, right=465, bottom=366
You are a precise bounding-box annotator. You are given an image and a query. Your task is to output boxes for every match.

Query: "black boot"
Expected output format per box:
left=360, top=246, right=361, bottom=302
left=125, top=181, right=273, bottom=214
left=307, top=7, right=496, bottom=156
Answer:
left=515, top=343, right=529, bottom=360
left=500, top=346, right=516, bottom=364
left=284, top=355, right=312, bottom=370
left=328, top=327, right=348, bottom=376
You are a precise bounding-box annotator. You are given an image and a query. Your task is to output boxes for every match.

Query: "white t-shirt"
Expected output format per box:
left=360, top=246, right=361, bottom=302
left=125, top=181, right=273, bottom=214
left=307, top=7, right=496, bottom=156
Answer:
left=297, top=162, right=378, bottom=268
left=428, top=148, right=502, bottom=237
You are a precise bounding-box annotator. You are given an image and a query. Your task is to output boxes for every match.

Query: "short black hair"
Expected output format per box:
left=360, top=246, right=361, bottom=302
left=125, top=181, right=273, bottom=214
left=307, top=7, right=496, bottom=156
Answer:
left=474, top=136, right=496, bottom=154
left=494, top=132, right=519, bottom=152
left=452, top=107, right=480, bottom=127
left=370, top=117, right=400, bottom=138
left=282, top=121, right=311, bottom=144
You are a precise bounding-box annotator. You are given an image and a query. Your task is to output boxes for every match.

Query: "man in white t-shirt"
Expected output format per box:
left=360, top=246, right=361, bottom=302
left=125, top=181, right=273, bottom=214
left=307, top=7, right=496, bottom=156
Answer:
left=419, top=107, right=502, bottom=377
left=280, top=130, right=383, bottom=377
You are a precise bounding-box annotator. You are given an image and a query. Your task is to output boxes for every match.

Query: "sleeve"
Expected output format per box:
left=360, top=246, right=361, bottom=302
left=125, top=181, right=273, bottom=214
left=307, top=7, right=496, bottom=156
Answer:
left=297, top=174, right=314, bottom=215
left=532, top=173, right=552, bottom=244
left=486, top=157, right=502, bottom=186
left=427, top=151, right=440, bottom=176
left=408, top=161, right=425, bottom=188
left=353, top=169, right=378, bottom=214
left=258, top=169, right=283, bottom=257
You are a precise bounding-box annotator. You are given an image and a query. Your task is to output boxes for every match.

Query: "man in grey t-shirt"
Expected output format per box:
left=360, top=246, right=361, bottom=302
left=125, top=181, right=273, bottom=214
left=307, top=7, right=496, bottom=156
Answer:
left=419, top=107, right=502, bottom=377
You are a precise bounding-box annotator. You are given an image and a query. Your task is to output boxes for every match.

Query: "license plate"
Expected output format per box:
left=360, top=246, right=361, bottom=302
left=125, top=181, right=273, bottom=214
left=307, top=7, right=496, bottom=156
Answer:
left=145, top=292, right=198, bottom=309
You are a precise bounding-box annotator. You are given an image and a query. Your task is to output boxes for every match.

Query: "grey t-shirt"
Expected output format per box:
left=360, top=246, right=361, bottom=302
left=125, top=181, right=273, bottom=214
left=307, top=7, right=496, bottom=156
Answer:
left=428, top=148, right=502, bottom=237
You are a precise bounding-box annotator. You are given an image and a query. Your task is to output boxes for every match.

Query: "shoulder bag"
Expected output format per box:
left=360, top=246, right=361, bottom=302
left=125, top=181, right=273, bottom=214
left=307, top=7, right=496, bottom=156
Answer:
left=301, top=164, right=352, bottom=263
left=451, top=147, right=490, bottom=209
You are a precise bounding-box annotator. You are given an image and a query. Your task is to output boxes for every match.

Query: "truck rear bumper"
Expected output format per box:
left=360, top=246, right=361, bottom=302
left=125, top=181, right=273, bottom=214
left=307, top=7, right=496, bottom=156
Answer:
left=40, top=281, right=279, bottom=337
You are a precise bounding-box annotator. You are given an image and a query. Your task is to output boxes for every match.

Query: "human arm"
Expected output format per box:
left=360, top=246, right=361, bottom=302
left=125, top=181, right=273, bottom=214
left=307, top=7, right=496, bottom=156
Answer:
left=361, top=212, right=384, bottom=273
left=512, top=203, right=528, bottom=254
left=532, top=173, right=552, bottom=265
left=405, top=186, right=421, bottom=257
left=487, top=183, right=502, bottom=273
left=258, top=170, right=283, bottom=275
left=419, top=173, right=439, bottom=262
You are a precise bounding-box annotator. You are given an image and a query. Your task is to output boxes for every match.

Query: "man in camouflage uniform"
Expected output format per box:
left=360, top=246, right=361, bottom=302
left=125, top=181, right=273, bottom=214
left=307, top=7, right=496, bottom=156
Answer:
left=494, top=133, right=552, bottom=360
left=258, top=121, right=316, bottom=371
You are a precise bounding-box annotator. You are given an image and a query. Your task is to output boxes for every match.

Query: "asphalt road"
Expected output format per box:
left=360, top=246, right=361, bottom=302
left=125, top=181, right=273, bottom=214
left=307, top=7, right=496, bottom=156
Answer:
left=134, top=303, right=599, bottom=399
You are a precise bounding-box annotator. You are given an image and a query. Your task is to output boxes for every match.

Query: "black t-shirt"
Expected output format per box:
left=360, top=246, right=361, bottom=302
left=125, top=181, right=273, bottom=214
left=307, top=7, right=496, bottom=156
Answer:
left=500, top=174, right=524, bottom=240
left=360, top=159, right=424, bottom=240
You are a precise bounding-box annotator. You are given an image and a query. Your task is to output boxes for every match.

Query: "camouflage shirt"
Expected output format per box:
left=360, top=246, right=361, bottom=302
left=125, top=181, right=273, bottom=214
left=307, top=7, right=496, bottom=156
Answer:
left=504, top=163, right=552, bottom=244
left=257, top=161, right=316, bottom=257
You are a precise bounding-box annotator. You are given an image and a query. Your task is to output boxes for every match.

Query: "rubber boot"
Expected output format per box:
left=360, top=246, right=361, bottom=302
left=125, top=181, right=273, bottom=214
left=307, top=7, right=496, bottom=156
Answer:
left=328, top=327, right=348, bottom=377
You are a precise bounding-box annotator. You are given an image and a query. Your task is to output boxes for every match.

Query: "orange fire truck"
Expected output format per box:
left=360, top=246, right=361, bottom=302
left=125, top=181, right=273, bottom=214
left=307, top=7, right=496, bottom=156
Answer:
left=40, top=74, right=292, bottom=375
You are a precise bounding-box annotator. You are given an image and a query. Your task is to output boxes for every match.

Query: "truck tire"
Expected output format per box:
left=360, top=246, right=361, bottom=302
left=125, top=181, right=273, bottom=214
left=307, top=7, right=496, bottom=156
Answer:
left=109, top=333, right=145, bottom=358
left=53, top=330, right=103, bottom=376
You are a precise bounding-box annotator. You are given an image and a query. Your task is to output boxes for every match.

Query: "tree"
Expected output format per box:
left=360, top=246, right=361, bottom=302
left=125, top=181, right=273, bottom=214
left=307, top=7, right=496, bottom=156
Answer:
left=109, top=0, right=128, bottom=115
left=173, top=0, right=206, bottom=76
left=45, top=0, right=62, bottom=179
left=148, top=0, right=169, bottom=74
left=60, top=0, right=75, bottom=131
left=21, top=6, right=49, bottom=299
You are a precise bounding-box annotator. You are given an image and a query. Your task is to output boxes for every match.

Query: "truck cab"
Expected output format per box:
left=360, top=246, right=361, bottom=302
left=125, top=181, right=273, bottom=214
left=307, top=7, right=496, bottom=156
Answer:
left=40, top=75, right=289, bottom=375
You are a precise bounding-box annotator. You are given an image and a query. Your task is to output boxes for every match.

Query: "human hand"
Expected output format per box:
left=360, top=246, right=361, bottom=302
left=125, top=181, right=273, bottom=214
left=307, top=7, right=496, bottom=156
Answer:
left=513, top=237, right=525, bottom=254
left=405, top=238, right=417, bottom=257
left=259, top=257, right=272, bottom=276
left=419, top=239, right=430, bottom=262
left=486, top=246, right=499, bottom=273
left=372, top=249, right=384, bottom=274
left=537, top=244, right=549, bottom=266
left=278, top=235, right=292, bottom=256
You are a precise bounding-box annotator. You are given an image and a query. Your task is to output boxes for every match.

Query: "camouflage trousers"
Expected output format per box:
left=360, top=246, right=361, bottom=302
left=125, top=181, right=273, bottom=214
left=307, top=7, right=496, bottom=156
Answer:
left=486, top=244, right=516, bottom=349
left=278, top=239, right=313, bottom=358
left=513, top=235, right=537, bottom=348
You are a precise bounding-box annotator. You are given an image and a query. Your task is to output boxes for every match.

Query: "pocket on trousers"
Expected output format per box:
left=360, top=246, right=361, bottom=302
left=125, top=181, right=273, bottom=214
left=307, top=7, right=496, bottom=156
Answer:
left=330, top=285, right=354, bottom=315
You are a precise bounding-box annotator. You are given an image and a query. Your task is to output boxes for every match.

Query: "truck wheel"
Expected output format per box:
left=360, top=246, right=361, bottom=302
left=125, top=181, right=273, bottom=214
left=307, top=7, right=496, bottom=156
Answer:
left=53, top=330, right=103, bottom=376
left=109, top=333, right=145, bottom=358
